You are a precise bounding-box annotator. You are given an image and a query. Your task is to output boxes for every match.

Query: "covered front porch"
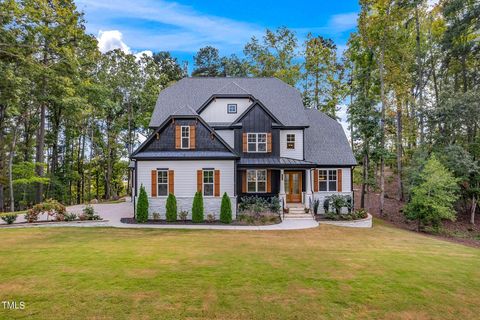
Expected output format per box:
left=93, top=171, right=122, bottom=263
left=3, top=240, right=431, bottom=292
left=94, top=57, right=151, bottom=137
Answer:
left=236, top=158, right=317, bottom=209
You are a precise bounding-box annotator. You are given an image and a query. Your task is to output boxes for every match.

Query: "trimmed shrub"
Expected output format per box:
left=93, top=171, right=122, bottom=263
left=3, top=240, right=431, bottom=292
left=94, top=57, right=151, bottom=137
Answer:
left=313, top=199, right=320, bottom=214
left=220, top=192, right=232, bottom=224
left=179, top=210, right=188, bottom=222
left=192, top=191, right=204, bottom=223
left=206, top=213, right=215, bottom=223
left=1, top=214, right=17, bottom=224
left=64, top=213, right=77, bottom=221
left=136, top=185, right=149, bottom=223
left=323, top=198, right=330, bottom=213
left=166, top=193, right=177, bottom=222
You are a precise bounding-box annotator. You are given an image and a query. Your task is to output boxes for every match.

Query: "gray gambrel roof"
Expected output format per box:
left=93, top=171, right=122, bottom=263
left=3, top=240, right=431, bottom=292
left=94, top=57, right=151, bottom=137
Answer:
left=149, top=77, right=309, bottom=127
left=304, top=109, right=357, bottom=166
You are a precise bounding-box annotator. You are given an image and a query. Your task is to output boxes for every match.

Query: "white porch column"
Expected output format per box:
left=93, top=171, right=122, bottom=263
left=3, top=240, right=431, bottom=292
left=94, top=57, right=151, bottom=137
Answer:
left=279, top=169, right=286, bottom=201
left=305, top=169, right=313, bottom=207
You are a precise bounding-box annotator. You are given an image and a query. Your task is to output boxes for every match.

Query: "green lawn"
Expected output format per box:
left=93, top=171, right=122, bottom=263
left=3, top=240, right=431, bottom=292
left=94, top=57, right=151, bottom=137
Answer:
left=0, top=221, right=479, bottom=319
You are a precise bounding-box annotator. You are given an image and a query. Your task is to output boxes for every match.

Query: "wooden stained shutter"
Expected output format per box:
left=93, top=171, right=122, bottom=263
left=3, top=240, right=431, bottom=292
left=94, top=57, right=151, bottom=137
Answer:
left=242, top=133, right=247, bottom=152
left=242, top=170, right=247, bottom=193
left=197, top=170, right=202, bottom=192
left=267, top=169, right=272, bottom=193
left=337, top=169, right=342, bottom=192
left=190, top=125, right=196, bottom=149
left=175, top=125, right=181, bottom=149
left=214, top=170, right=220, bottom=196
left=313, top=169, right=319, bottom=192
left=267, top=133, right=272, bottom=152
left=168, top=170, right=174, bottom=194
left=151, top=170, right=157, bottom=197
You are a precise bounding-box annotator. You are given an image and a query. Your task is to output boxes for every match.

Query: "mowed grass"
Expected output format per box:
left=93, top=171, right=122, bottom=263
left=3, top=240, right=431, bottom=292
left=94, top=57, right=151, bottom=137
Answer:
left=0, top=222, right=479, bottom=320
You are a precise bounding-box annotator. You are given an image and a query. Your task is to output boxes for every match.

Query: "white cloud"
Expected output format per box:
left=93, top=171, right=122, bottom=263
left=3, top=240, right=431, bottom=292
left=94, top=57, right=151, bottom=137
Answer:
left=328, top=12, right=358, bottom=33
left=97, top=30, right=131, bottom=53
left=134, top=50, right=153, bottom=60
left=77, top=0, right=262, bottom=53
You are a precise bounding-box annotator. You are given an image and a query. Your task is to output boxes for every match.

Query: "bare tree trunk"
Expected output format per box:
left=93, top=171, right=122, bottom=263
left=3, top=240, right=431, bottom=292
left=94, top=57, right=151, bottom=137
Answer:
left=379, top=44, right=387, bottom=217
left=0, top=105, right=5, bottom=212
left=35, top=103, right=46, bottom=204
left=9, top=127, right=17, bottom=212
left=360, top=151, right=369, bottom=209
left=396, top=100, right=404, bottom=201
left=415, top=5, right=425, bottom=145
left=471, top=194, right=477, bottom=225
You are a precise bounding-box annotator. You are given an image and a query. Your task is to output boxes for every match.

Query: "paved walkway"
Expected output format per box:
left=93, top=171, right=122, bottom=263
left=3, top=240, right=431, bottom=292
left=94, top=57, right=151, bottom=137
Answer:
left=2, top=201, right=319, bottom=230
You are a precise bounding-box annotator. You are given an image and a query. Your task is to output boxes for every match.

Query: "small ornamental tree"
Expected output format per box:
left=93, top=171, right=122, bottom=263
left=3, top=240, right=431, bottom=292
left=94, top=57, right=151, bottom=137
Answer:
left=220, top=192, right=232, bottom=224
left=166, top=193, right=177, bottom=222
left=192, top=191, right=204, bottom=223
left=136, top=185, right=149, bottom=223
left=404, top=155, right=459, bottom=231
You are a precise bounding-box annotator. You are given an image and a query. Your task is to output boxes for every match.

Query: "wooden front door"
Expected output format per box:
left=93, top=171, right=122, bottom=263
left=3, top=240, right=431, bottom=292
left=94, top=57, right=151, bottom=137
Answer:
left=285, top=171, right=302, bottom=203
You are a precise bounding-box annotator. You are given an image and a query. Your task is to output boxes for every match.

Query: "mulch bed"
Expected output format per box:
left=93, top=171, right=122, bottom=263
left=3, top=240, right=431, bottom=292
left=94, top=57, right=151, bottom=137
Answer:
left=120, top=217, right=281, bottom=226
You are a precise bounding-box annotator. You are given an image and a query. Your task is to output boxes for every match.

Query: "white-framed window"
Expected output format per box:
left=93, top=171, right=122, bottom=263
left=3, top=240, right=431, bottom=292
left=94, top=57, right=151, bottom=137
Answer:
left=286, top=134, right=295, bottom=149
left=157, top=170, right=168, bottom=196
left=227, top=104, right=237, bottom=114
left=203, top=170, right=214, bottom=197
left=247, top=133, right=267, bottom=153
left=319, top=169, right=337, bottom=192
left=247, top=169, right=267, bottom=193
left=181, top=126, right=190, bottom=149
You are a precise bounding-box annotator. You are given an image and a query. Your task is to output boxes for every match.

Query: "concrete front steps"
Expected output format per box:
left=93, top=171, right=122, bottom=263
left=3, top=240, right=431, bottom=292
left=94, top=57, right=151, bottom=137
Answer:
left=284, top=205, right=314, bottom=220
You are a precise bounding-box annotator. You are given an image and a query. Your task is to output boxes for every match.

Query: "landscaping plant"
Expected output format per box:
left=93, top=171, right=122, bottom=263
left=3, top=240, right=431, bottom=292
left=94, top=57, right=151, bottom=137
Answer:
left=136, top=185, right=149, bottom=223
left=220, top=192, right=232, bottom=224
left=179, top=210, right=188, bottom=222
left=313, top=199, right=320, bottom=214
left=404, top=155, right=459, bottom=231
left=1, top=214, right=17, bottom=224
left=192, top=191, right=204, bottom=223
left=166, top=193, right=177, bottom=222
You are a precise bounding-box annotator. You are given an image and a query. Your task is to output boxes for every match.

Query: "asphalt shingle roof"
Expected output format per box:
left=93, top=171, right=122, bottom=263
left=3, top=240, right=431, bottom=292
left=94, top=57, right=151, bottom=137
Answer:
left=149, top=77, right=309, bottom=127
left=304, top=109, right=357, bottom=166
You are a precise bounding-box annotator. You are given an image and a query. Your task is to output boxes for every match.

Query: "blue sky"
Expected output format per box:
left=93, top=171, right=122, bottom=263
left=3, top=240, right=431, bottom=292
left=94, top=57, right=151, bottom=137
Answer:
left=76, top=0, right=360, bottom=65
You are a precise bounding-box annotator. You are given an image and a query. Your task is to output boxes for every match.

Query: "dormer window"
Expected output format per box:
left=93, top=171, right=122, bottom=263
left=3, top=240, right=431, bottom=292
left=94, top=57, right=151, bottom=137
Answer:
left=287, top=134, right=295, bottom=149
left=181, top=126, right=190, bottom=149
left=227, top=104, right=237, bottom=114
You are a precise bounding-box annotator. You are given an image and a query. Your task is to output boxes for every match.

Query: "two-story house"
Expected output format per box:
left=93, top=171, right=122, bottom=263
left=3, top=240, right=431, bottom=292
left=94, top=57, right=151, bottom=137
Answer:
left=130, top=77, right=356, bottom=219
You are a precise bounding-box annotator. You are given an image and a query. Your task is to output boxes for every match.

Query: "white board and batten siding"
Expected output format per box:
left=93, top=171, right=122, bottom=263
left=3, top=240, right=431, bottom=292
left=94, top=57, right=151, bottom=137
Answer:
left=215, top=130, right=235, bottom=148
left=279, top=130, right=303, bottom=160
left=136, top=160, right=236, bottom=219
left=199, top=98, right=251, bottom=124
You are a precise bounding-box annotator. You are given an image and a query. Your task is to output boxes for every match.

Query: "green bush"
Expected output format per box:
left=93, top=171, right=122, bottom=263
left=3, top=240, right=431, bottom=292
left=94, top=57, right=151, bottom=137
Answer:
left=136, top=185, right=149, bottom=223
left=404, top=155, right=459, bottom=231
left=1, top=214, right=17, bottom=224
left=220, top=192, right=232, bottom=224
left=313, top=199, right=320, bottom=214
left=192, top=191, right=204, bottom=223
left=179, top=210, right=188, bottom=222
left=166, top=193, right=177, bottom=222
left=64, top=213, right=77, bottom=221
